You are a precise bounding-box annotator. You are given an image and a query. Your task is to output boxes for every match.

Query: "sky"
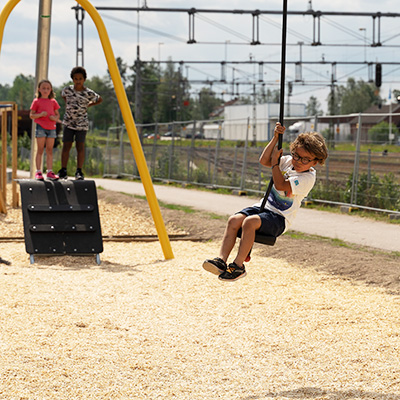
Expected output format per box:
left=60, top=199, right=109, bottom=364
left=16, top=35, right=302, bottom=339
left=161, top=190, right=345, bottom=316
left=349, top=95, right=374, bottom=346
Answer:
left=0, top=0, right=399, bottom=113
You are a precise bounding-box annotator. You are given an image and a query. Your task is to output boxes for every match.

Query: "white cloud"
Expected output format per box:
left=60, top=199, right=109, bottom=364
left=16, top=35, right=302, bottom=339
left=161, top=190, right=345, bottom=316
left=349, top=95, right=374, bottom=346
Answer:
left=0, top=0, right=399, bottom=112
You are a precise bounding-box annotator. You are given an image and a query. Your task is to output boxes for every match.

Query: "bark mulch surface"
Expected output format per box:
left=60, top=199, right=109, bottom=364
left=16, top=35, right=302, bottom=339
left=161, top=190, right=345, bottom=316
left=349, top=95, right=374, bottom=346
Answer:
left=1, top=185, right=399, bottom=399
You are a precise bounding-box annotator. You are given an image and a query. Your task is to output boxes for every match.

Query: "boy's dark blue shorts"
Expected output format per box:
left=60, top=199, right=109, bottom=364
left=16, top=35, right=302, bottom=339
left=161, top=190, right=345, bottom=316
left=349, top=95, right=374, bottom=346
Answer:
left=237, top=206, right=285, bottom=237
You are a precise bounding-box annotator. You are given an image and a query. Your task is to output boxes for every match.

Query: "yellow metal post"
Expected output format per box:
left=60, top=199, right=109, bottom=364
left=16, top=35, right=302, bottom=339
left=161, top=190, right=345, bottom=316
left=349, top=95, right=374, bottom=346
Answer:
left=0, top=0, right=174, bottom=259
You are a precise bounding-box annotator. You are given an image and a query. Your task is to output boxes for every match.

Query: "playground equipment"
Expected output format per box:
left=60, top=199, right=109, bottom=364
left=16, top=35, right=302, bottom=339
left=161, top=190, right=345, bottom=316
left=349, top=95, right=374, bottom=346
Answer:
left=237, top=0, right=288, bottom=252
left=19, top=179, right=103, bottom=265
left=0, top=0, right=174, bottom=259
left=0, top=101, right=18, bottom=214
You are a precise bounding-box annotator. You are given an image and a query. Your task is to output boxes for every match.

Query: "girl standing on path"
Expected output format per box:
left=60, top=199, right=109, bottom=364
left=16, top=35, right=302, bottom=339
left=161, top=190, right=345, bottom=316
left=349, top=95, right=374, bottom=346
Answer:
left=29, top=79, right=61, bottom=180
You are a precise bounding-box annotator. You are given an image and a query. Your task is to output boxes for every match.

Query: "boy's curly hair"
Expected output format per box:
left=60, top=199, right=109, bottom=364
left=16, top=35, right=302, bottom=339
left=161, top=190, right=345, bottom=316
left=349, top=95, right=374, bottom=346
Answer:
left=290, top=132, right=328, bottom=165
left=70, top=66, right=87, bottom=80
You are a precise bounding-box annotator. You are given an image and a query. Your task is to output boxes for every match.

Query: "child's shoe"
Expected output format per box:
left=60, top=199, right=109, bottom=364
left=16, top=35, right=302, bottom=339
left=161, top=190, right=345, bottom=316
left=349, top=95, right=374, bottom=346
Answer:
left=202, top=257, right=227, bottom=275
left=58, top=168, right=67, bottom=179
left=218, top=262, right=247, bottom=282
left=75, top=169, right=84, bottom=180
left=46, top=171, right=59, bottom=181
left=35, top=171, right=44, bottom=181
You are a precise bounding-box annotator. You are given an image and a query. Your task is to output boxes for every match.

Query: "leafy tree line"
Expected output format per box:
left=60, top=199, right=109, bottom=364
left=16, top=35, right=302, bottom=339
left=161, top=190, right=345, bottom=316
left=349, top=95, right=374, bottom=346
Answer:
left=0, top=59, right=389, bottom=131
left=327, top=77, right=384, bottom=115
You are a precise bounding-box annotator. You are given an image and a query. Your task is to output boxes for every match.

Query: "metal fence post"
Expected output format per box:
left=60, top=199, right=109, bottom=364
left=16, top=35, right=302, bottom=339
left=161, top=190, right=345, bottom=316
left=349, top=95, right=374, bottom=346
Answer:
left=351, top=113, right=362, bottom=205
left=187, top=120, right=196, bottom=183
left=151, top=122, right=158, bottom=176
left=240, top=117, right=250, bottom=191
left=232, top=144, right=238, bottom=187
left=212, top=123, right=222, bottom=186
left=118, top=125, right=124, bottom=176
left=105, top=126, right=111, bottom=176
left=168, top=122, right=175, bottom=180
left=367, top=148, right=371, bottom=188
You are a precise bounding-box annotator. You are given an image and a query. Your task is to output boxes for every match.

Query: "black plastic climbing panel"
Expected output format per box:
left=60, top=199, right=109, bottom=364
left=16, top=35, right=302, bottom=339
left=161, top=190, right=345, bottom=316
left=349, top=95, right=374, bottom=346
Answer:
left=19, top=179, right=103, bottom=264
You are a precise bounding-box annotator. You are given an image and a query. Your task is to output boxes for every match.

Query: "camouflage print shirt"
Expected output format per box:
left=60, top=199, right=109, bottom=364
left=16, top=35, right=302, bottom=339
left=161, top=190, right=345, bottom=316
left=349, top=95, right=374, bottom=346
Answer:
left=61, top=85, right=100, bottom=131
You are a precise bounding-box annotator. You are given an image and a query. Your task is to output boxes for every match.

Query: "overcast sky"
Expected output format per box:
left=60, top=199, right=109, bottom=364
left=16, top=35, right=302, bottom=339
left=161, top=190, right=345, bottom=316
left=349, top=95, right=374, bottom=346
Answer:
left=0, top=0, right=399, bottom=112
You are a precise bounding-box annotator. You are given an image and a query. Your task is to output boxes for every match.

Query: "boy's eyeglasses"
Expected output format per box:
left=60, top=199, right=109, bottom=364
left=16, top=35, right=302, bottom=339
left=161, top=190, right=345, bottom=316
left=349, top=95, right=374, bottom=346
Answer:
left=291, top=152, right=317, bottom=165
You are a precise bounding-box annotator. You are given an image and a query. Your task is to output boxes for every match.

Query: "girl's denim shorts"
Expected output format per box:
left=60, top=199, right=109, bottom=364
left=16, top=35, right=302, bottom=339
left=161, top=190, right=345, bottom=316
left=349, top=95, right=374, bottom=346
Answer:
left=36, top=125, right=57, bottom=139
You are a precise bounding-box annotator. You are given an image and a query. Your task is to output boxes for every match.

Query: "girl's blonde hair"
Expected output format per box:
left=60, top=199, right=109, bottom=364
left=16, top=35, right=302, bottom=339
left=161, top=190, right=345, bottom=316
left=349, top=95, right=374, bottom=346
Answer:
left=36, top=79, right=55, bottom=99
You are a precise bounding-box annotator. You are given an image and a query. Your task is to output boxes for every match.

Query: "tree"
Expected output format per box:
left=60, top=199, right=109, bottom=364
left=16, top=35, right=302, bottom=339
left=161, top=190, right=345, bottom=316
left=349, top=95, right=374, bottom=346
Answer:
left=265, top=88, right=280, bottom=103
left=190, top=88, right=223, bottom=121
left=0, top=83, right=10, bottom=101
left=306, top=95, right=323, bottom=116
left=8, top=74, right=35, bottom=110
left=156, top=60, right=188, bottom=123
left=129, top=60, right=163, bottom=125
left=85, top=75, right=114, bottom=130
left=105, top=57, right=131, bottom=127
left=368, top=121, right=399, bottom=144
left=333, top=78, right=381, bottom=115
left=107, top=57, right=129, bottom=88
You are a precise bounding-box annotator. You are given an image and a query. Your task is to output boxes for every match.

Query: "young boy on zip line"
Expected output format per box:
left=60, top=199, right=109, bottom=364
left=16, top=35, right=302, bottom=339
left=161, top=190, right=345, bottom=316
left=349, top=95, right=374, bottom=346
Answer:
left=203, top=122, right=328, bottom=282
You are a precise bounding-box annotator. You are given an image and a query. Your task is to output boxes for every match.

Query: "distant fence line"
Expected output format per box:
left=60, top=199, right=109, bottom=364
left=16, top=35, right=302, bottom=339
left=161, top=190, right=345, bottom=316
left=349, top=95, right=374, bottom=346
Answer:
left=102, top=117, right=400, bottom=214
left=10, top=112, right=400, bottom=214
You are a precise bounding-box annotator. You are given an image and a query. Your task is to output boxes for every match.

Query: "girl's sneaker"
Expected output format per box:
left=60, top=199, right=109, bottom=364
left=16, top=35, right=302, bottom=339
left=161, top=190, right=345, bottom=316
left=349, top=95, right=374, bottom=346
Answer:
left=35, top=171, right=44, bottom=181
left=46, top=171, right=59, bottom=181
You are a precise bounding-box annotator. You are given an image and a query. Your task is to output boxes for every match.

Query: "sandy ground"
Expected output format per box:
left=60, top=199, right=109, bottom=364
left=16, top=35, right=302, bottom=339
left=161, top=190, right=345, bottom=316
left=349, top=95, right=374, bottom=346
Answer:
left=1, top=185, right=400, bottom=399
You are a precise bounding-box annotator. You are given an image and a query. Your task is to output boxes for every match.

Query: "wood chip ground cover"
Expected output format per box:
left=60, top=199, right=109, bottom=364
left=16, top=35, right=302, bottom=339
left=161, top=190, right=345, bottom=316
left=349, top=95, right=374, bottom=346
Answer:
left=0, top=185, right=400, bottom=399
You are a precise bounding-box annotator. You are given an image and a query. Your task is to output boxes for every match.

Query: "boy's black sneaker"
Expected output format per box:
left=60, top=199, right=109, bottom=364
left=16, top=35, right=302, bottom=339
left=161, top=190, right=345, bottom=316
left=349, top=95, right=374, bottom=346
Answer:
left=75, top=169, right=84, bottom=180
left=58, top=168, right=68, bottom=179
left=202, top=257, right=227, bottom=275
left=218, top=262, right=247, bottom=282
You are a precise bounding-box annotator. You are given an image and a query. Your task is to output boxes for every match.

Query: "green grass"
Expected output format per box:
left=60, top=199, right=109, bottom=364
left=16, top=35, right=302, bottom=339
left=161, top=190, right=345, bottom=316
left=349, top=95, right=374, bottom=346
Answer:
left=285, top=230, right=400, bottom=258
left=333, top=143, right=400, bottom=153
left=119, top=192, right=197, bottom=214
left=158, top=202, right=196, bottom=214
left=303, top=202, right=400, bottom=225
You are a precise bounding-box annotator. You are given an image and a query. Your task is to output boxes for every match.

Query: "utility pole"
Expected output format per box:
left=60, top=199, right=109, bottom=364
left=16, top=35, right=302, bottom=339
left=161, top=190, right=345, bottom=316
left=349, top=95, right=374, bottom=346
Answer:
left=30, top=0, right=53, bottom=178
left=134, top=47, right=142, bottom=135
left=74, top=6, right=85, bottom=66
left=134, top=0, right=142, bottom=138
left=328, top=64, right=336, bottom=148
left=250, top=54, right=257, bottom=145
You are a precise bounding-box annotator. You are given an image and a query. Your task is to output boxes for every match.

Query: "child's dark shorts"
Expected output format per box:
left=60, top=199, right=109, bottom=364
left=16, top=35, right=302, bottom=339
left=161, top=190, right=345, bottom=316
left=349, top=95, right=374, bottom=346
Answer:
left=63, top=126, right=87, bottom=143
left=237, top=206, right=285, bottom=237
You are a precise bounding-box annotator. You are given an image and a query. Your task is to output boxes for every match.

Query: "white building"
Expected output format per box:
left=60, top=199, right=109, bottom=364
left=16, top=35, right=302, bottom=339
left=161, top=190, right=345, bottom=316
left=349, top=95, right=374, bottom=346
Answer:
left=223, top=102, right=307, bottom=141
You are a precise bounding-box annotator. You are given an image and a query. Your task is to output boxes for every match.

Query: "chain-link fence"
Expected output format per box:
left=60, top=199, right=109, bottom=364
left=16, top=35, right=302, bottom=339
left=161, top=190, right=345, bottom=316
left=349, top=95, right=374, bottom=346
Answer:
left=102, top=114, right=400, bottom=213
left=12, top=111, right=400, bottom=214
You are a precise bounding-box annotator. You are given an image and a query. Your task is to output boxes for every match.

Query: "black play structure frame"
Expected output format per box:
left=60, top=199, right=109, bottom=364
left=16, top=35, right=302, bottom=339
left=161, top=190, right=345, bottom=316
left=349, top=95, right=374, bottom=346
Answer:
left=19, top=179, right=103, bottom=265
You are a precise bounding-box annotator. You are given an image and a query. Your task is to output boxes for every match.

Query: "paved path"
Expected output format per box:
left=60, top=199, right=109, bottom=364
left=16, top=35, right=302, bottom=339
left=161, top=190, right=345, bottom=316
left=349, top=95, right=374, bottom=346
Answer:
left=94, top=178, right=400, bottom=253
left=15, top=171, right=399, bottom=252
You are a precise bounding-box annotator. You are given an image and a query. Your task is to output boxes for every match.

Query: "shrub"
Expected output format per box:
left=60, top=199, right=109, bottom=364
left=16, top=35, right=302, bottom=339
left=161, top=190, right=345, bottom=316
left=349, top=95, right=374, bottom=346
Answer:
left=368, top=121, right=399, bottom=144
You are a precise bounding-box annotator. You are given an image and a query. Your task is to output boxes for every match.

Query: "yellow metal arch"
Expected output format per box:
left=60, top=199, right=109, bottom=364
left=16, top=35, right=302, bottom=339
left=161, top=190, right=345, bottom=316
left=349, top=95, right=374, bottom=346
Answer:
left=0, top=0, right=174, bottom=260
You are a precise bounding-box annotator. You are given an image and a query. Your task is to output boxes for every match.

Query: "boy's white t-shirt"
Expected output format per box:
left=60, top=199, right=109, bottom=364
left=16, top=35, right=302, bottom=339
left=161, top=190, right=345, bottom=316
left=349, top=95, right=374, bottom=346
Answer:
left=254, top=155, right=316, bottom=231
